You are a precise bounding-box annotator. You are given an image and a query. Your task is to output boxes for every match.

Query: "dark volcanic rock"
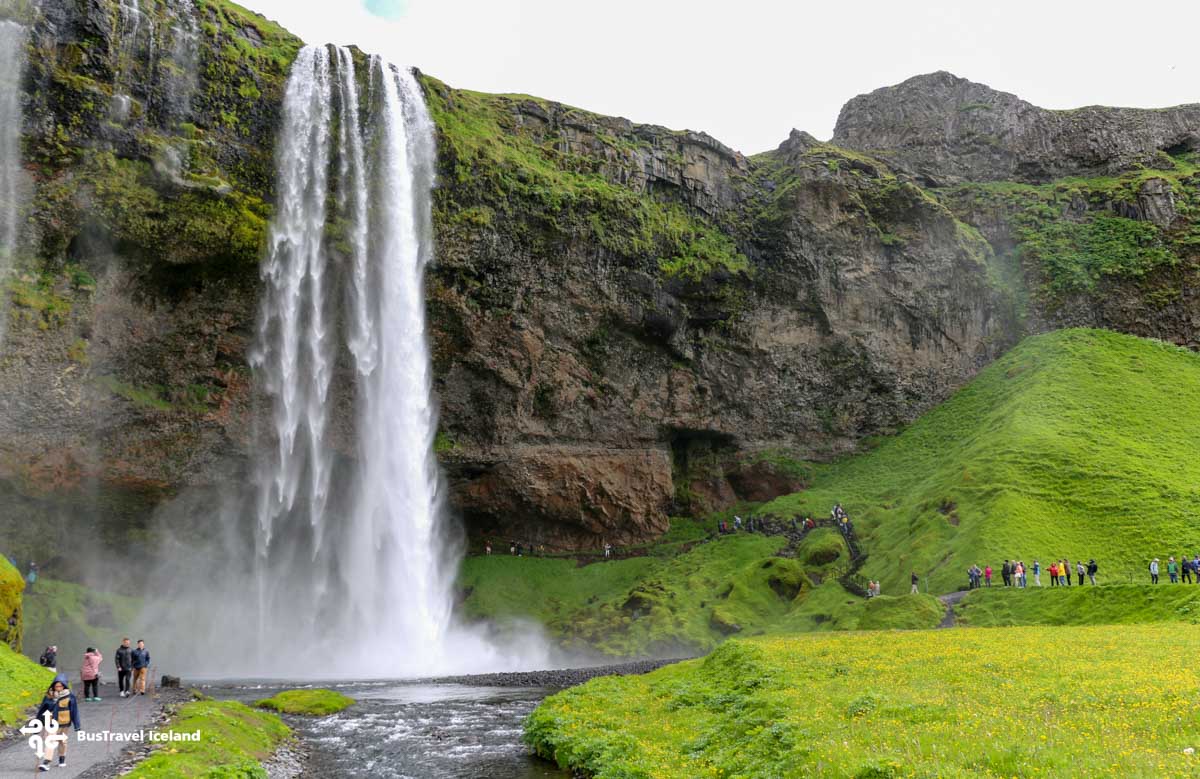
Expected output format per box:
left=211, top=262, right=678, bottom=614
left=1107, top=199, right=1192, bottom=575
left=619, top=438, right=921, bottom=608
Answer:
left=833, top=71, right=1200, bottom=184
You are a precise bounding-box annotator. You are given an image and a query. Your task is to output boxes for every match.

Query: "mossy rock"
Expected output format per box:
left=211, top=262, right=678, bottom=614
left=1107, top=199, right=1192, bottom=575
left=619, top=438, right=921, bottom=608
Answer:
left=255, top=689, right=355, bottom=716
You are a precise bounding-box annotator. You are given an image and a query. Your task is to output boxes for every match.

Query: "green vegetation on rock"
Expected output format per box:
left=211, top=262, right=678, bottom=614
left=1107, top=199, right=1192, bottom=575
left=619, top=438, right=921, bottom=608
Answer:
left=526, top=625, right=1200, bottom=778
left=0, top=556, right=24, bottom=652
left=127, top=698, right=290, bottom=778
left=0, top=643, right=53, bottom=727
left=255, top=689, right=355, bottom=716
left=22, top=579, right=143, bottom=672
left=762, top=328, right=1200, bottom=594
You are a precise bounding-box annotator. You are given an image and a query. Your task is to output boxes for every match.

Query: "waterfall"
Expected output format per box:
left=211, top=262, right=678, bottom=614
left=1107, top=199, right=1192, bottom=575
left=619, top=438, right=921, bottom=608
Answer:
left=232, top=45, right=540, bottom=677
left=0, top=21, right=26, bottom=351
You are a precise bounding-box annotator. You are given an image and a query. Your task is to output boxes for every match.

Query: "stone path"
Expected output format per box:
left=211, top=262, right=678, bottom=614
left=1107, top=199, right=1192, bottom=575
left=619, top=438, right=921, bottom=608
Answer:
left=0, top=681, right=168, bottom=778
left=937, top=590, right=969, bottom=628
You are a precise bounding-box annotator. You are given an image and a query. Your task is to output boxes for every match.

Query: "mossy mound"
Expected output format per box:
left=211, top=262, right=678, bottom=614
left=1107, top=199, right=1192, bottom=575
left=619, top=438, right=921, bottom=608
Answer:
left=0, top=642, right=54, bottom=727
left=255, top=689, right=355, bottom=716
left=127, top=698, right=290, bottom=778
left=0, top=557, right=23, bottom=651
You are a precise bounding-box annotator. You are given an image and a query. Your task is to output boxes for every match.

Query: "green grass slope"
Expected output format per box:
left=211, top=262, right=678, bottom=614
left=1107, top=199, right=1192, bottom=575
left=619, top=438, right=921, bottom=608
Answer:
left=527, top=625, right=1200, bottom=778
left=127, top=698, right=290, bottom=778
left=255, top=689, right=355, bottom=716
left=956, top=583, right=1200, bottom=627
left=22, top=579, right=144, bottom=674
left=0, top=643, right=54, bottom=726
left=763, top=328, right=1200, bottom=594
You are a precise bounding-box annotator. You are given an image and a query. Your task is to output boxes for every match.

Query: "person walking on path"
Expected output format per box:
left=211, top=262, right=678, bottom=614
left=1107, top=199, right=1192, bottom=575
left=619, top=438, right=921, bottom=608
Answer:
left=1183, top=557, right=1193, bottom=584
left=115, top=638, right=133, bottom=698
left=130, top=640, right=151, bottom=695
left=1150, top=558, right=1160, bottom=584
left=910, top=571, right=920, bottom=594
left=1168, top=557, right=1179, bottom=584
left=1017, top=561, right=1027, bottom=588
left=1001, top=560, right=1011, bottom=587
left=1087, top=559, right=1098, bottom=586
left=80, top=647, right=103, bottom=701
left=39, top=645, right=57, bottom=673
left=1059, top=560, right=1069, bottom=586
left=33, top=674, right=80, bottom=771
left=984, top=565, right=992, bottom=587
left=1048, top=561, right=1058, bottom=587
left=1033, top=560, right=1042, bottom=587
left=1076, top=560, right=1087, bottom=586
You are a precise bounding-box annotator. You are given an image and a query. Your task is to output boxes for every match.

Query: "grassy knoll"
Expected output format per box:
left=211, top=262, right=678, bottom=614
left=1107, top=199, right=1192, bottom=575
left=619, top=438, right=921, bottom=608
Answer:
left=527, top=624, right=1200, bottom=778
left=762, top=328, right=1200, bottom=595
left=255, top=689, right=355, bottom=716
left=956, top=583, right=1200, bottom=627
left=0, top=643, right=54, bottom=727
left=0, top=557, right=23, bottom=651
left=127, top=699, right=289, bottom=778
left=22, top=579, right=143, bottom=672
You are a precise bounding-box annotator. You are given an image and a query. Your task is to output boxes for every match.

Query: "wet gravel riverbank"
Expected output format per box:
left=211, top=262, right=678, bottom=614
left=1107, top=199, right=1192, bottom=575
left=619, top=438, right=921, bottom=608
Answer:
left=417, top=657, right=689, bottom=688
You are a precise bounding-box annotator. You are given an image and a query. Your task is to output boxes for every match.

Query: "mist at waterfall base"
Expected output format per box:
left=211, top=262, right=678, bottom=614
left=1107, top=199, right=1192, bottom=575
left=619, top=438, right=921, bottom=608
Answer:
left=144, top=46, right=551, bottom=680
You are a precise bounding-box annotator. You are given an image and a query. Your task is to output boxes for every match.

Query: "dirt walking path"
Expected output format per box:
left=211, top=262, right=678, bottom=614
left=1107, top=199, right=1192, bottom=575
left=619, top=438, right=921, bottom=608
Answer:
left=937, top=591, right=969, bottom=628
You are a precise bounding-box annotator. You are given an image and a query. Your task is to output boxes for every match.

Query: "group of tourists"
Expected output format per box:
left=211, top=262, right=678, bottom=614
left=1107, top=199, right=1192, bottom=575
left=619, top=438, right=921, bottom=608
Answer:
left=38, top=638, right=152, bottom=700
left=483, top=540, right=548, bottom=557
left=1148, top=555, right=1200, bottom=583
left=965, top=559, right=1099, bottom=589
left=718, top=515, right=774, bottom=534
left=28, top=638, right=151, bottom=772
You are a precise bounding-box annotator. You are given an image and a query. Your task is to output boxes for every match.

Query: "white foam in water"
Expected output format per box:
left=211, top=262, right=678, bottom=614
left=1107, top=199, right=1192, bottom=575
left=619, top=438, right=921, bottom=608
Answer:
left=176, top=44, right=550, bottom=678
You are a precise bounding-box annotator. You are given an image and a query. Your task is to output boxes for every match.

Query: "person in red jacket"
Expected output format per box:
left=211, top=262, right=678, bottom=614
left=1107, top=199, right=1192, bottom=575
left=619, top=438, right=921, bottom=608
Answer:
left=80, top=647, right=103, bottom=701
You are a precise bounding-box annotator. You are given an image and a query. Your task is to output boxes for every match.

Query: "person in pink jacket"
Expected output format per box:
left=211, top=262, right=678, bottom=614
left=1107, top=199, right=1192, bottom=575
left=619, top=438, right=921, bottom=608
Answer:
left=80, top=647, right=103, bottom=702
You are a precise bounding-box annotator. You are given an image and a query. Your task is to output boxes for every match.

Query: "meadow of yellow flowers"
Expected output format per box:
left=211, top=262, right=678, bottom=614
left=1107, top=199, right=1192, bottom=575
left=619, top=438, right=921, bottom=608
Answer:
left=526, top=624, right=1200, bottom=777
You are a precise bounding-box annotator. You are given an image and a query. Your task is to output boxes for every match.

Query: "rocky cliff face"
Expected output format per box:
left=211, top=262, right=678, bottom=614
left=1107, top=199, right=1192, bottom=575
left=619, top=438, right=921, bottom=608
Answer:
left=0, top=2, right=1195, bottom=559
left=835, top=71, right=1200, bottom=185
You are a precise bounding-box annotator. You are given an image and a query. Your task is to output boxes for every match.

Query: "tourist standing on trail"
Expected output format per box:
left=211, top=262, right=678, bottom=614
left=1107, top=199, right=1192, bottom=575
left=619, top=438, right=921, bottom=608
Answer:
left=1168, top=557, right=1179, bottom=584
left=34, top=675, right=80, bottom=772
left=733, top=516, right=742, bottom=531
left=984, top=565, right=992, bottom=587
left=131, top=640, right=151, bottom=695
left=1183, top=557, right=1193, bottom=584
left=80, top=647, right=102, bottom=702
left=39, top=645, right=57, bottom=672
left=1150, top=558, right=1160, bottom=584
left=1059, top=560, right=1069, bottom=586
left=1017, top=561, right=1027, bottom=588
left=911, top=571, right=920, bottom=594
left=1001, top=560, right=1011, bottom=587
left=1048, top=561, right=1058, bottom=587
left=1032, top=560, right=1041, bottom=587
left=115, top=637, right=133, bottom=698
left=484, top=541, right=492, bottom=556
left=1086, top=559, right=1098, bottom=585
left=1076, top=561, right=1086, bottom=586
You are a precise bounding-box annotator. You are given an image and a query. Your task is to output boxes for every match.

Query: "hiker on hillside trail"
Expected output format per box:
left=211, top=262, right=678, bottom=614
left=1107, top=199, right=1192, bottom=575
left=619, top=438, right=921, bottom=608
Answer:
left=1076, top=561, right=1087, bottom=586
left=1059, top=560, right=1069, bottom=586
left=1168, top=557, right=1179, bottom=583
left=1193, top=555, right=1200, bottom=583
left=910, top=571, right=919, bottom=594
left=1150, top=558, right=1160, bottom=584
left=1087, top=559, right=1098, bottom=586
left=1016, top=561, right=1026, bottom=588
left=733, top=516, right=742, bottom=531
left=33, top=674, right=80, bottom=772
left=80, top=647, right=103, bottom=702
left=1048, top=561, right=1058, bottom=587
left=1182, top=557, right=1193, bottom=584
left=984, top=565, right=992, bottom=587
left=39, top=646, right=57, bottom=672
left=1001, top=561, right=1011, bottom=587
left=1032, top=560, right=1041, bottom=587
left=115, top=637, right=133, bottom=698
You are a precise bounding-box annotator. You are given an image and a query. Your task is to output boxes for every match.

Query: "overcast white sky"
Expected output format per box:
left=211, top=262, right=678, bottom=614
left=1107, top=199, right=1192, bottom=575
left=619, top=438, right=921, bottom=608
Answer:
left=241, top=0, right=1199, bottom=154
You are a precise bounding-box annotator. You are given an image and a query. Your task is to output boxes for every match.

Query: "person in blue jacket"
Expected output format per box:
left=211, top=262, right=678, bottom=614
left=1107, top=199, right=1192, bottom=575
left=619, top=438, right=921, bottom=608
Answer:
left=131, top=640, right=151, bottom=695
left=33, top=674, right=80, bottom=771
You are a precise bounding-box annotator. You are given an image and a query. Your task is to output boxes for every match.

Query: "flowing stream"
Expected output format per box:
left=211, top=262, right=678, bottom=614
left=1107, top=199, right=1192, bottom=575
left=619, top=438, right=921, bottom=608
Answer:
left=0, top=21, right=25, bottom=351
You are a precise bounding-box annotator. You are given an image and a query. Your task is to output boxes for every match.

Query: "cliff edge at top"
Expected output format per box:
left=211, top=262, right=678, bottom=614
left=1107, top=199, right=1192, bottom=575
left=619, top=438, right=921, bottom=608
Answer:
left=832, top=71, right=1200, bottom=185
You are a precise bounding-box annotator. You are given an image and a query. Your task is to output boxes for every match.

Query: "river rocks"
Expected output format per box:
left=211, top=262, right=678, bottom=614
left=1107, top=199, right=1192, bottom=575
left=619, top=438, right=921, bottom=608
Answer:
left=834, top=71, right=1200, bottom=184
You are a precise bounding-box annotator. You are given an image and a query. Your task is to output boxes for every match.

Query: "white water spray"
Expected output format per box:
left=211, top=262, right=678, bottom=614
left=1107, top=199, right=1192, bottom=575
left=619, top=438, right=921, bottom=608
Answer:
left=0, top=21, right=26, bottom=351
left=233, top=45, right=545, bottom=677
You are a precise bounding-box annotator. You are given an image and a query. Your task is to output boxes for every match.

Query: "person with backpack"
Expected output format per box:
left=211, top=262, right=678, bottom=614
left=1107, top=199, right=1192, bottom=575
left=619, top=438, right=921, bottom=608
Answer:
left=33, top=674, right=80, bottom=771
left=1150, top=558, right=1160, bottom=584
left=115, top=637, right=134, bottom=698
left=39, top=645, right=57, bottom=672
left=1087, top=559, right=1098, bottom=586
left=80, top=647, right=103, bottom=702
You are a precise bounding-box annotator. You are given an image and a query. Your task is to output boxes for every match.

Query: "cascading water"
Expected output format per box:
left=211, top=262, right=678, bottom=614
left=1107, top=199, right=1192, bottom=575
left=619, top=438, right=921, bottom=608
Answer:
left=230, top=44, right=544, bottom=678
left=0, top=21, right=26, bottom=351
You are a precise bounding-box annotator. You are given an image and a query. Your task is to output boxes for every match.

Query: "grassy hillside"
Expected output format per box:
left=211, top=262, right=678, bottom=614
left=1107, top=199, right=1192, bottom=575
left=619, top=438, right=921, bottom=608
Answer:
left=956, top=583, right=1200, bottom=627
left=127, top=698, right=289, bottom=778
left=0, top=643, right=54, bottom=726
left=527, top=624, right=1200, bottom=778
left=763, top=328, right=1200, bottom=594
left=22, top=579, right=144, bottom=674
left=0, top=557, right=23, bottom=651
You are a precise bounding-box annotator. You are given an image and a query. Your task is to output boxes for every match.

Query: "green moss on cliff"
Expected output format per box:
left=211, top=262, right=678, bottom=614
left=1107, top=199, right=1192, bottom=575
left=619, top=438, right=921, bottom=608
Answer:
left=420, top=76, right=748, bottom=282
left=0, top=557, right=23, bottom=652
